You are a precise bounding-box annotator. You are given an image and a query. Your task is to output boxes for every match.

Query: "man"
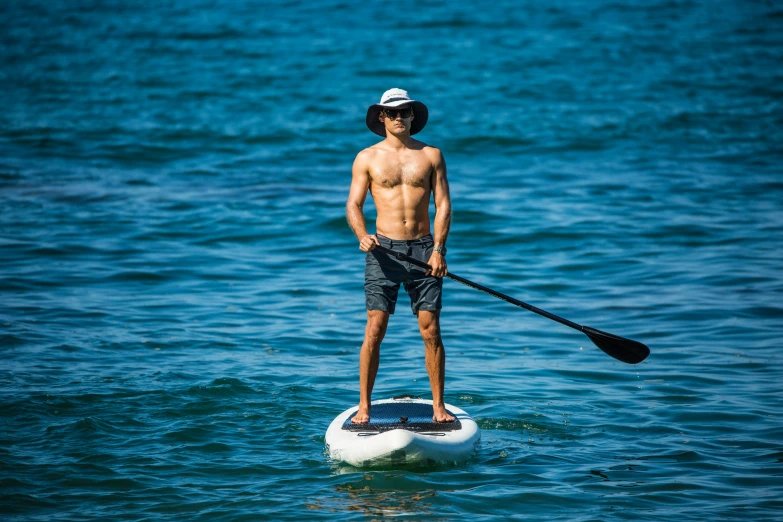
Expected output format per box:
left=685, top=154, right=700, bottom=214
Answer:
left=346, top=88, right=455, bottom=424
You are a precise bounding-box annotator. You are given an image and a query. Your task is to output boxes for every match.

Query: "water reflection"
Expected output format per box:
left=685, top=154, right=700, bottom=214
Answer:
left=314, top=471, right=451, bottom=520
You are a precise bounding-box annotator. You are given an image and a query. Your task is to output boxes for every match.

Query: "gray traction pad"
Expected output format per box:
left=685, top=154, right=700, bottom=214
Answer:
left=342, top=402, right=462, bottom=432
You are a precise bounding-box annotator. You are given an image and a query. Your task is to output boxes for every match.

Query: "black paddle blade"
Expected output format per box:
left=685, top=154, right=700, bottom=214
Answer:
left=582, top=326, right=650, bottom=364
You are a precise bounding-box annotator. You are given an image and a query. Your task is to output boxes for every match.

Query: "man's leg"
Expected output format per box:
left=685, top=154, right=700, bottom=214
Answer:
left=353, top=309, right=390, bottom=423
left=418, top=310, right=455, bottom=422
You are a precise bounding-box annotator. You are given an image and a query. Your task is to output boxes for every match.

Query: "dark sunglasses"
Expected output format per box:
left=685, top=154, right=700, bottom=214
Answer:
left=382, top=107, right=413, bottom=119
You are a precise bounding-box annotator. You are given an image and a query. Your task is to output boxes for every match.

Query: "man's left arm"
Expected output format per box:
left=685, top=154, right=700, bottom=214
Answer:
left=428, top=148, right=451, bottom=278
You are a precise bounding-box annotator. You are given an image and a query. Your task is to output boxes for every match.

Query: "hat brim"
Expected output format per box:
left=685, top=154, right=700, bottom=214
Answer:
left=366, top=100, right=428, bottom=137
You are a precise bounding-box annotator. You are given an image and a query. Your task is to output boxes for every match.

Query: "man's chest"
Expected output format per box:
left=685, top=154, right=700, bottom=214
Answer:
left=370, top=156, right=432, bottom=189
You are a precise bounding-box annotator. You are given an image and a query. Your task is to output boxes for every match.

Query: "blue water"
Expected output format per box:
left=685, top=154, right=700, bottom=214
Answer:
left=2, top=1, right=782, bottom=520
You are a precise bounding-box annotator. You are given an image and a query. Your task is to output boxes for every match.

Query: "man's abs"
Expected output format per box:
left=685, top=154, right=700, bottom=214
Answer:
left=374, top=198, right=430, bottom=239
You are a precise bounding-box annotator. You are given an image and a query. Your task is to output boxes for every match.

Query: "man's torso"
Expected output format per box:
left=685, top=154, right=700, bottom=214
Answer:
left=365, top=140, right=434, bottom=240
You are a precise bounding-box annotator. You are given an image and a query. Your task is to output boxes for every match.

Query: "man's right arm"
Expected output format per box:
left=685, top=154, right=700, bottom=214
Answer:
left=346, top=151, right=379, bottom=252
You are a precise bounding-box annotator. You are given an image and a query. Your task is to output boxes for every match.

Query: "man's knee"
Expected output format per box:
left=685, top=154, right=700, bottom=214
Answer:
left=417, top=311, right=441, bottom=343
left=365, top=310, right=390, bottom=342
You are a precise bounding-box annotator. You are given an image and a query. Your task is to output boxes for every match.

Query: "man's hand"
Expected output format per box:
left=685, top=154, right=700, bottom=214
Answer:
left=426, top=251, right=448, bottom=278
left=359, top=234, right=380, bottom=252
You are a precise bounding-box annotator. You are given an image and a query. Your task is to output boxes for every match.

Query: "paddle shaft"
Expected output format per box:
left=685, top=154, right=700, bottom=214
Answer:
left=373, top=245, right=583, bottom=332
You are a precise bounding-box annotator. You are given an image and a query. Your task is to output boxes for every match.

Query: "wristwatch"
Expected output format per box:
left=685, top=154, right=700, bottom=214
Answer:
left=434, top=245, right=447, bottom=256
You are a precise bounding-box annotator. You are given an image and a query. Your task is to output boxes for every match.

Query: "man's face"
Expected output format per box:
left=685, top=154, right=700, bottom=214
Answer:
left=380, top=105, right=414, bottom=135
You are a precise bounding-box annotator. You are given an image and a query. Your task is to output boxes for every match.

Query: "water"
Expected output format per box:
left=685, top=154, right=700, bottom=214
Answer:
left=2, top=0, right=782, bottom=520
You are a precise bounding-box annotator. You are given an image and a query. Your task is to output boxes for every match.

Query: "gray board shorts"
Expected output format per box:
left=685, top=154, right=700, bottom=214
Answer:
left=365, top=234, right=443, bottom=315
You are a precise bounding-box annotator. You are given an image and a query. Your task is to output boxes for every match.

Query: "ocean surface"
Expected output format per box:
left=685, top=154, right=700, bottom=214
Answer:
left=2, top=0, right=782, bottom=520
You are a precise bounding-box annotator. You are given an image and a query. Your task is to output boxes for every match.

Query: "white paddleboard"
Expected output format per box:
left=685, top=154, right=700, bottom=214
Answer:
left=325, top=395, right=480, bottom=467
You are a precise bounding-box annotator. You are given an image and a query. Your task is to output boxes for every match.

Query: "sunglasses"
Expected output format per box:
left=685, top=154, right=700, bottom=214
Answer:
left=382, top=107, right=413, bottom=119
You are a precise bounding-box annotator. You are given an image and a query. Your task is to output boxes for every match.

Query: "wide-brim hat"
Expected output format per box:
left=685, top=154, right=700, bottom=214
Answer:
left=366, top=88, right=428, bottom=137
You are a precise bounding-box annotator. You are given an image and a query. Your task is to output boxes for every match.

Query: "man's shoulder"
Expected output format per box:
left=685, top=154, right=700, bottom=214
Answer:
left=404, top=137, right=436, bottom=151
left=417, top=142, right=444, bottom=164
left=355, top=144, right=383, bottom=160
left=421, top=143, right=442, bottom=154
left=353, top=146, right=380, bottom=168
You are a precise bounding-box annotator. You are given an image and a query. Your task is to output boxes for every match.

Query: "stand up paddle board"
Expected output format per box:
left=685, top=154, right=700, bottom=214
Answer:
left=325, top=395, right=480, bottom=467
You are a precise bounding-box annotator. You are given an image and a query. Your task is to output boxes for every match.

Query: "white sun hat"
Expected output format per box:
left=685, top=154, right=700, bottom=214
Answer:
left=365, top=88, right=429, bottom=137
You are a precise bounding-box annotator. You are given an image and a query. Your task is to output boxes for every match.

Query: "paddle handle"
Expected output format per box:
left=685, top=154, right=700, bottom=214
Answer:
left=373, top=245, right=583, bottom=332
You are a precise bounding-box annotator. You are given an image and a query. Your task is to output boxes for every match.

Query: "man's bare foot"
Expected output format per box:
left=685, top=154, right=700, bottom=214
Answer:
left=432, top=406, right=455, bottom=423
left=352, top=406, right=370, bottom=424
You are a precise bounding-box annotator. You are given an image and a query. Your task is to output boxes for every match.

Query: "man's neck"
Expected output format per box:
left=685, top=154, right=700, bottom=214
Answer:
left=384, top=132, right=412, bottom=149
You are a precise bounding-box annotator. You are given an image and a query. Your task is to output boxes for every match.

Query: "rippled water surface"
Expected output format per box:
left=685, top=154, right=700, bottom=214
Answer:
left=2, top=1, right=782, bottom=520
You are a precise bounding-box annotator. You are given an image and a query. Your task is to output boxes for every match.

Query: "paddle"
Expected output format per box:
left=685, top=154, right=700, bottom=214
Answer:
left=372, top=245, right=650, bottom=364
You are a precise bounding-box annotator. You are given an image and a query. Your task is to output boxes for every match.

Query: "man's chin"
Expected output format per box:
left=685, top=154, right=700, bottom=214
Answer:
left=387, top=127, right=410, bottom=137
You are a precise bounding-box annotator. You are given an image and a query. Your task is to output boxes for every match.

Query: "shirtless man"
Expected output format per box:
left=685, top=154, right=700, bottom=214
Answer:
left=346, top=88, right=455, bottom=424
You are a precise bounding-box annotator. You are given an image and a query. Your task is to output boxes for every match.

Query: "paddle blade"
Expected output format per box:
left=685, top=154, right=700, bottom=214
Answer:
left=582, top=326, right=650, bottom=364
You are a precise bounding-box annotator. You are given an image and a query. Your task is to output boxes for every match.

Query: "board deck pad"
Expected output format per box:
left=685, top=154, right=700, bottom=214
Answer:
left=342, top=402, right=462, bottom=433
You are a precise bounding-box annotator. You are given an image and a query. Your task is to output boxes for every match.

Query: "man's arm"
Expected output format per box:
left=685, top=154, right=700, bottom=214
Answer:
left=346, top=150, right=379, bottom=252
left=428, top=148, right=451, bottom=277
